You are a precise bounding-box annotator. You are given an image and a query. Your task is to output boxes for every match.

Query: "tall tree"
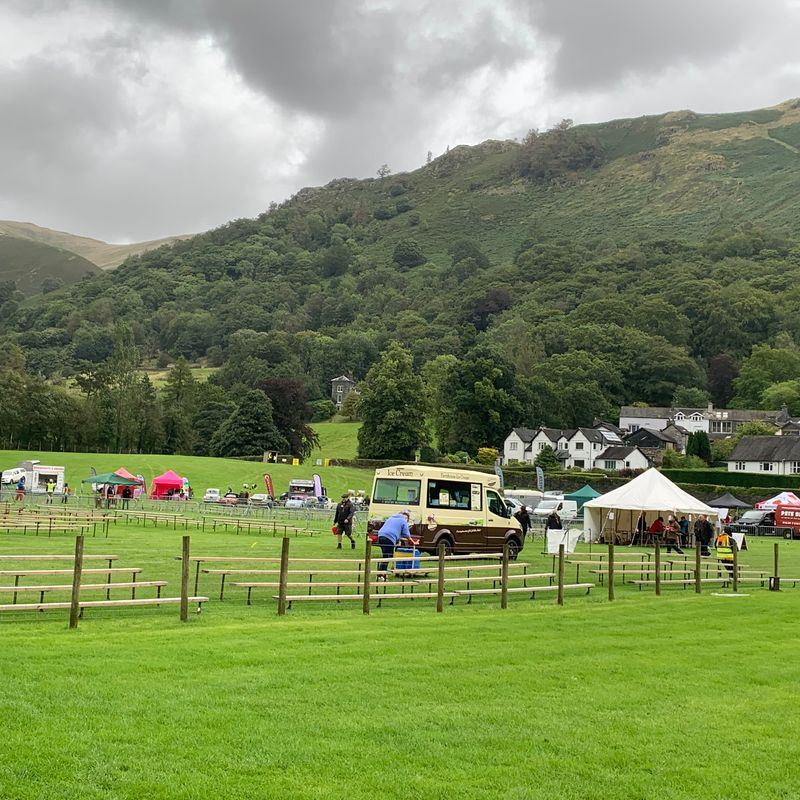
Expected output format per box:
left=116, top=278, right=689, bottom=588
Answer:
left=209, top=390, right=289, bottom=457
left=161, top=358, right=198, bottom=454
left=357, top=343, right=427, bottom=460
left=435, top=346, right=525, bottom=453
left=259, top=377, right=319, bottom=459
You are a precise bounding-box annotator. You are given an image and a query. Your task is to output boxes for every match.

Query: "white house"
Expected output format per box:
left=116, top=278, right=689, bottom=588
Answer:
left=727, top=435, right=800, bottom=475
left=502, top=424, right=647, bottom=471
left=620, top=403, right=790, bottom=440
left=593, top=446, right=650, bottom=472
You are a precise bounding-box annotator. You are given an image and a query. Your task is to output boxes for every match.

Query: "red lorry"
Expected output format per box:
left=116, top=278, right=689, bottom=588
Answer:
left=727, top=505, right=800, bottom=539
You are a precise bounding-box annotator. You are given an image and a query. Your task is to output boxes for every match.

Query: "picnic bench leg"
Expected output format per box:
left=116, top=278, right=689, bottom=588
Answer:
left=194, top=561, right=202, bottom=595
left=157, top=584, right=162, bottom=599
left=219, top=573, right=227, bottom=602
left=13, top=574, right=20, bottom=605
left=132, top=572, right=138, bottom=600
left=247, top=587, right=252, bottom=606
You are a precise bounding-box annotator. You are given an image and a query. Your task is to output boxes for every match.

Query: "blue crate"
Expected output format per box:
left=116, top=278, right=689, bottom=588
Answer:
left=395, top=547, right=421, bottom=570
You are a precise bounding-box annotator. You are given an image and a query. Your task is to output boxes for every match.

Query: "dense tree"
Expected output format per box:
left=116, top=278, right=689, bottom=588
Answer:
left=357, top=343, right=427, bottom=459
left=534, top=445, right=560, bottom=472
left=672, top=386, right=709, bottom=408
left=730, top=344, right=800, bottom=408
left=434, top=346, right=525, bottom=453
left=161, top=358, right=198, bottom=454
left=209, top=391, right=289, bottom=457
left=259, top=377, right=319, bottom=459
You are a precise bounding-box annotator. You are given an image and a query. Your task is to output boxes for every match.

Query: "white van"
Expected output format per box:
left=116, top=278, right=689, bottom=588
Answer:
left=503, top=489, right=543, bottom=510
left=532, top=499, right=578, bottom=522
left=368, top=465, right=525, bottom=559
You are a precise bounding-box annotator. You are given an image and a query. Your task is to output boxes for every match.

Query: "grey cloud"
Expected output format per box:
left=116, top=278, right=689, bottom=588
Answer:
left=526, top=0, right=796, bottom=91
left=92, top=0, right=537, bottom=116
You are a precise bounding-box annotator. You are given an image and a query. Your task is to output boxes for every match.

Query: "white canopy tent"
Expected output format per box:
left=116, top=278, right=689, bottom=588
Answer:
left=582, top=468, right=719, bottom=543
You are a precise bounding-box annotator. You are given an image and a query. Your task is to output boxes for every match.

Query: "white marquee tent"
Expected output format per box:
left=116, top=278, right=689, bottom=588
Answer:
left=582, top=468, right=719, bottom=542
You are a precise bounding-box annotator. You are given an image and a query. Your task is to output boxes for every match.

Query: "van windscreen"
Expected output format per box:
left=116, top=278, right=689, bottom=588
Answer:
left=374, top=478, right=421, bottom=506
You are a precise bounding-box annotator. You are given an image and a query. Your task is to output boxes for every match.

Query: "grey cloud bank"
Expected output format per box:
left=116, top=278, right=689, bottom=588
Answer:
left=0, top=0, right=798, bottom=241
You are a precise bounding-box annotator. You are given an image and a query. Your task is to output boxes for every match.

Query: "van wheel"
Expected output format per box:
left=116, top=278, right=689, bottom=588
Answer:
left=437, top=537, right=453, bottom=556
left=785, top=531, right=793, bottom=540
left=506, top=539, right=520, bottom=561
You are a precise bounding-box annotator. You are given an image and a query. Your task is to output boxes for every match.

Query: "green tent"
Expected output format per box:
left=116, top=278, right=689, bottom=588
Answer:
left=564, top=484, right=601, bottom=510
left=80, top=472, right=142, bottom=485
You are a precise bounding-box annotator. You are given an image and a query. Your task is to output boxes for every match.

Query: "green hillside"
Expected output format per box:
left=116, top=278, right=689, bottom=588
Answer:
left=0, top=220, right=190, bottom=270
left=0, top=449, right=372, bottom=497
left=4, top=100, right=800, bottom=456
left=0, top=235, right=101, bottom=296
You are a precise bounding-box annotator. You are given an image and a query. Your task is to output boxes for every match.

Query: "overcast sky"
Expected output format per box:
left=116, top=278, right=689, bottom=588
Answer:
left=1, top=0, right=799, bottom=243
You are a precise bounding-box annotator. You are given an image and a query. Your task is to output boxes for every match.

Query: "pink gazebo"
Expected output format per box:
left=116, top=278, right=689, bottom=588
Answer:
left=115, top=467, right=146, bottom=498
left=149, top=469, right=185, bottom=500
left=755, top=491, right=800, bottom=509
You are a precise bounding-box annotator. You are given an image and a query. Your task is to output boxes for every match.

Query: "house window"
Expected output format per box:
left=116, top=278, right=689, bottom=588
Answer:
left=792, top=462, right=800, bottom=474
left=509, top=442, right=518, bottom=451
left=575, top=442, right=584, bottom=450
left=538, top=443, right=546, bottom=450
left=761, top=462, right=774, bottom=472
left=625, top=461, right=630, bottom=468
left=593, top=443, right=599, bottom=450
left=674, top=412, right=684, bottom=421
left=604, top=460, right=617, bottom=470
left=574, top=460, right=585, bottom=468
left=735, top=461, right=745, bottom=471
left=710, top=421, right=732, bottom=433
left=629, top=425, right=639, bottom=432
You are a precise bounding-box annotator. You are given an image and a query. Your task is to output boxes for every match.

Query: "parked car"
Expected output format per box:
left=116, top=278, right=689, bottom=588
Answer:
left=249, top=493, right=274, bottom=507
left=284, top=495, right=308, bottom=509
left=504, top=496, right=524, bottom=516
left=203, top=488, right=221, bottom=503
left=532, top=499, right=578, bottom=522
left=219, top=492, right=240, bottom=505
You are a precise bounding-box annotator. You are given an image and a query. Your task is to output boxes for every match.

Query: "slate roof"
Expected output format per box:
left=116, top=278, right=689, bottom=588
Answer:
left=728, top=436, right=800, bottom=462
left=330, top=375, right=355, bottom=383
left=597, top=446, right=641, bottom=461
left=510, top=427, right=539, bottom=443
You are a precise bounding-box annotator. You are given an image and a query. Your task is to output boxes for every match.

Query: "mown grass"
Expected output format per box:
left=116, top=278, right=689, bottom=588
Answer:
left=0, top=520, right=798, bottom=799
left=0, top=448, right=373, bottom=501
left=309, top=421, right=361, bottom=461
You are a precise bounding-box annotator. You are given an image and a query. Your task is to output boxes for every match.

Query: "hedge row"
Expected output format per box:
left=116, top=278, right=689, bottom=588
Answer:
left=661, top=469, right=800, bottom=490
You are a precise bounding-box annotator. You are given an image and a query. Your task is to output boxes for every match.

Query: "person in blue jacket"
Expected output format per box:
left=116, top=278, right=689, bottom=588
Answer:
left=376, top=509, right=413, bottom=580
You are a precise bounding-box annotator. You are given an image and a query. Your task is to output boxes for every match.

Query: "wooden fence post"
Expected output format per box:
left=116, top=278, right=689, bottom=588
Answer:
left=436, top=543, right=446, bottom=613
left=695, top=541, right=702, bottom=594
left=732, top=540, right=739, bottom=594
left=557, top=543, right=565, bottom=606
left=654, top=540, right=661, bottom=596
left=607, top=542, right=615, bottom=602
left=277, top=536, right=290, bottom=616
left=500, top=543, right=509, bottom=610
left=772, top=542, right=781, bottom=591
left=68, top=534, right=84, bottom=629
left=362, top=538, right=372, bottom=615
left=180, top=535, right=190, bottom=622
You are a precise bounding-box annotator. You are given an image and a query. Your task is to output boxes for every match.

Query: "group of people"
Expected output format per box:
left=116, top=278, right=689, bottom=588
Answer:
left=635, top=512, right=717, bottom=556
left=512, top=503, right=563, bottom=539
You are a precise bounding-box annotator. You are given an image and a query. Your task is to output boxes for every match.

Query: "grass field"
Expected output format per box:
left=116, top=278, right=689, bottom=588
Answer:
left=309, top=421, right=361, bottom=461
left=0, top=449, right=373, bottom=500
left=0, top=512, right=798, bottom=799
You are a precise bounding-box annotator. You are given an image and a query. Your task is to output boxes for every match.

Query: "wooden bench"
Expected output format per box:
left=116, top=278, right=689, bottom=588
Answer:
left=234, top=580, right=422, bottom=604
left=274, top=591, right=459, bottom=609
left=0, top=520, right=92, bottom=537
left=200, top=518, right=311, bottom=537
left=631, top=577, right=730, bottom=590
left=455, top=583, right=594, bottom=602
left=0, top=580, right=167, bottom=604
left=0, top=596, right=208, bottom=615
left=414, top=572, right=555, bottom=591
left=119, top=511, right=196, bottom=529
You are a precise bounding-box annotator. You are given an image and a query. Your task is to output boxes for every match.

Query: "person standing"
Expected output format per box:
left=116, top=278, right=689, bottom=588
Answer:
left=633, top=512, right=648, bottom=546
left=546, top=503, right=563, bottom=531
left=333, top=493, right=356, bottom=550
left=121, top=485, right=132, bottom=510
left=694, top=514, right=714, bottom=556
left=61, top=483, right=71, bottom=504
left=376, top=509, right=413, bottom=580
left=678, top=515, right=690, bottom=547
left=514, top=504, right=532, bottom=539
left=15, top=476, right=26, bottom=502
left=45, top=479, right=55, bottom=504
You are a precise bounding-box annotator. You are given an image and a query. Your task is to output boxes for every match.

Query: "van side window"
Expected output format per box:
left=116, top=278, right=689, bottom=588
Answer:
left=487, top=490, right=509, bottom=518
left=428, top=480, right=473, bottom=510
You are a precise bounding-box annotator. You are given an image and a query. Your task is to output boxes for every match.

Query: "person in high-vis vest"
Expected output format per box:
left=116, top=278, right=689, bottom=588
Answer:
left=716, top=530, right=735, bottom=576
